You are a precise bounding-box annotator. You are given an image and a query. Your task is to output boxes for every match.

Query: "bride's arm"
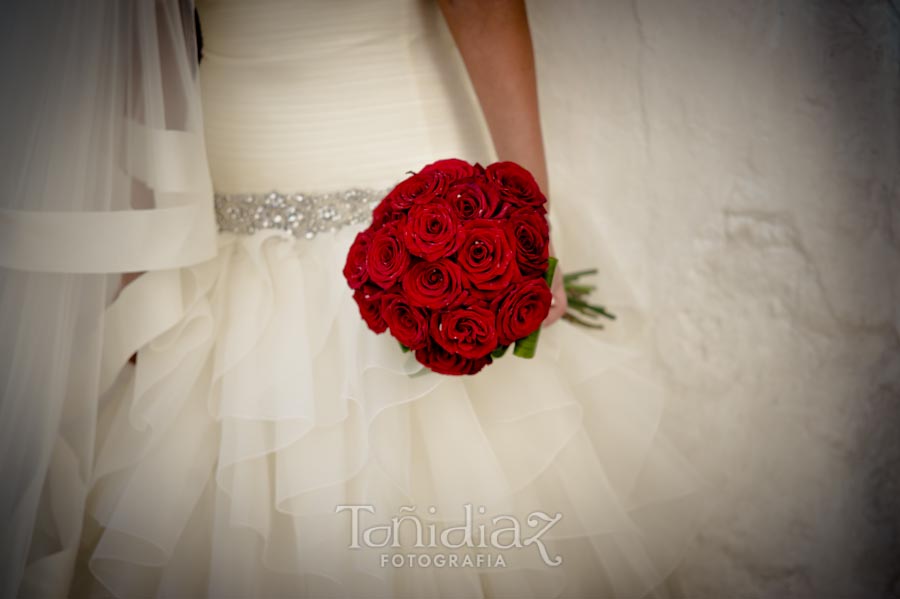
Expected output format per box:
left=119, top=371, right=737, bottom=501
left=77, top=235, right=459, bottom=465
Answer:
left=436, top=0, right=548, bottom=194
left=437, top=0, right=566, bottom=324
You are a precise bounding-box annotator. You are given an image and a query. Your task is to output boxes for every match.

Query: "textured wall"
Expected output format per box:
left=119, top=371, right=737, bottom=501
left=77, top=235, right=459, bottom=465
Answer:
left=528, top=1, right=900, bottom=597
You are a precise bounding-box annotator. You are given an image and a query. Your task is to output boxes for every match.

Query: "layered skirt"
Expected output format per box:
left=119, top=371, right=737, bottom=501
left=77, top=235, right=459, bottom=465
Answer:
left=76, top=223, right=702, bottom=598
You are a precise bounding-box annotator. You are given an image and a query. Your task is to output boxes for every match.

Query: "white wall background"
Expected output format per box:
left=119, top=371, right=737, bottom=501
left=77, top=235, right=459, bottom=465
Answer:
left=528, top=1, right=900, bottom=597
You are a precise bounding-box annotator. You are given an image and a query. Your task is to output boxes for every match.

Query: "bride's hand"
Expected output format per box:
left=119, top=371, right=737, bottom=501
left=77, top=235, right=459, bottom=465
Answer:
left=545, top=243, right=567, bottom=326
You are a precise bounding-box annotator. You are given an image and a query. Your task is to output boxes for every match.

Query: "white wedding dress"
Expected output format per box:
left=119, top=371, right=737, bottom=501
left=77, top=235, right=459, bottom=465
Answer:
left=73, top=1, right=702, bottom=597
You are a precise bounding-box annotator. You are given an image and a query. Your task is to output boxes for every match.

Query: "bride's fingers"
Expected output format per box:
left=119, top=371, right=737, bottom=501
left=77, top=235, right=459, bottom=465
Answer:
left=544, top=265, right=567, bottom=326
left=545, top=301, right=565, bottom=325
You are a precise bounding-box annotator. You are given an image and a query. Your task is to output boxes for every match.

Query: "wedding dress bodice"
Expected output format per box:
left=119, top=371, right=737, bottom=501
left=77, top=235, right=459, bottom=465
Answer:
left=196, top=0, right=495, bottom=193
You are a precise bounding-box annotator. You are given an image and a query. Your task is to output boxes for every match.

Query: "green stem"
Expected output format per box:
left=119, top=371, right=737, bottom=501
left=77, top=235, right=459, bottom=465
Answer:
left=564, top=284, right=595, bottom=296
left=563, top=268, right=598, bottom=283
left=567, top=297, right=616, bottom=320
left=562, top=313, right=606, bottom=329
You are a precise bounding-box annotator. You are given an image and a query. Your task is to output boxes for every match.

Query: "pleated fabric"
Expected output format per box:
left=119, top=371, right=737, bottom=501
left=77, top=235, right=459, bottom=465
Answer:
left=196, top=0, right=495, bottom=192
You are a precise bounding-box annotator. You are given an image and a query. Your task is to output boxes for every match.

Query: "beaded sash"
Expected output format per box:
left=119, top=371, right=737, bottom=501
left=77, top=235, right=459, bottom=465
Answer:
left=214, top=187, right=392, bottom=239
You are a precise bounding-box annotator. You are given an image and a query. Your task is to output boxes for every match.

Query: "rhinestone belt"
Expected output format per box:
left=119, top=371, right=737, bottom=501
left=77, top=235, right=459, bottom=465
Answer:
left=214, top=187, right=393, bottom=239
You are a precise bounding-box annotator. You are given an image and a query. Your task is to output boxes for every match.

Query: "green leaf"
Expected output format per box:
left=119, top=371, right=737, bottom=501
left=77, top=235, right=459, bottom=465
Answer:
left=513, top=332, right=539, bottom=358
left=491, top=344, right=509, bottom=358
left=545, top=256, right=559, bottom=285
left=409, top=366, right=431, bottom=378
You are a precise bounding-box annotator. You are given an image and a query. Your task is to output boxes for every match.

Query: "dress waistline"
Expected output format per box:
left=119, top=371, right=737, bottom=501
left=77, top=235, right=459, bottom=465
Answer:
left=214, top=187, right=392, bottom=239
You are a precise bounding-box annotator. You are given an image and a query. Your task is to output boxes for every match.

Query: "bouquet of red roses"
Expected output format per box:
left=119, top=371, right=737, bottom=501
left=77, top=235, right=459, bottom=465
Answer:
left=343, top=158, right=607, bottom=376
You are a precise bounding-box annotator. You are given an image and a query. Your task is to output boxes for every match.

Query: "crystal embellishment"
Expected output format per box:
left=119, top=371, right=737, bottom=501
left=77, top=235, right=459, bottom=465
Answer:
left=214, top=186, right=393, bottom=239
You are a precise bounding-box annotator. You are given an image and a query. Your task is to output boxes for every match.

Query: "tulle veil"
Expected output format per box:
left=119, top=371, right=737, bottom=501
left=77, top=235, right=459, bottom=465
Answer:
left=0, top=1, right=215, bottom=595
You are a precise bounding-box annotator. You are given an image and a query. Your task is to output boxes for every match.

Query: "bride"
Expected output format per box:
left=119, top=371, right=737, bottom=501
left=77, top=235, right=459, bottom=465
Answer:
left=0, top=1, right=702, bottom=597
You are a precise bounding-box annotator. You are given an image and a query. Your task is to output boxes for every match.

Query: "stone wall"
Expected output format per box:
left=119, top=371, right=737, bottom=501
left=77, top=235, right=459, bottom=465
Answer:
left=529, top=1, right=900, bottom=596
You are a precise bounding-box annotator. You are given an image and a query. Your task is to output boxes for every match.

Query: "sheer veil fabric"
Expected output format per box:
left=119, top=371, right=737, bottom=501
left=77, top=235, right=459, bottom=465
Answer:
left=0, top=1, right=215, bottom=596
left=1, top=1, right=704, bottom=597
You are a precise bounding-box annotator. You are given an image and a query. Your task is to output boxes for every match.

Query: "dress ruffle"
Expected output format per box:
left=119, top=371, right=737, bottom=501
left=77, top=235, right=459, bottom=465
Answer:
left=78, top=226, right=703, bottom=598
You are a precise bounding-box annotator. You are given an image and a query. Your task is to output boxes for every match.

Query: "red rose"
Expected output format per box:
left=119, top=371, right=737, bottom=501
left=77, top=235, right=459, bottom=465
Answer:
left=415, top=340, right=492, bottom=376
left=457, top=219, right=519, bottom=291
left=403, top=202, right=463, bottom=261
left=343, top=229, right=372, bottom=289
left=485, top=161, right=547, bottom=213
left=381, top=292, right=429, bottom=350
left=430, top=303, right=498, bottom=359
left=388, top=169, right=448, bottom=211
left=353, top=284, right=388, bottom=334
left=446, top=179, right=500, bottom=221
left=419, top=158, right=479, bottom=182
left=402, top=258, right=466, bottom=309
left=492, top=279, right=553, bottom=345
left=509, top=207, right=550, bottom=277
left=371, top=196, right=400, bottom=228
left=367, top=222, right=410, bottom=288
left=345, top=159, right=561, bottom=376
